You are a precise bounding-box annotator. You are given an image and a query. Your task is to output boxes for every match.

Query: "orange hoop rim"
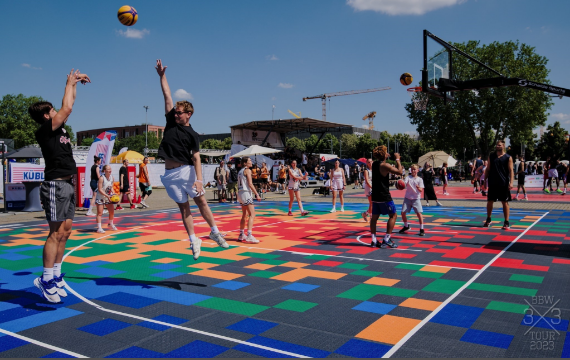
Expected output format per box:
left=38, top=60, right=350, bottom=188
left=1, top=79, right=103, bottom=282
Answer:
left=407, top=86, right=423, bottom=92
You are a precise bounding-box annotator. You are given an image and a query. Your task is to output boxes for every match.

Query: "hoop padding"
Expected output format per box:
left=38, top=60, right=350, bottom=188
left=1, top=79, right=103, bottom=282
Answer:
left=407, top=87, right=429, bottom=111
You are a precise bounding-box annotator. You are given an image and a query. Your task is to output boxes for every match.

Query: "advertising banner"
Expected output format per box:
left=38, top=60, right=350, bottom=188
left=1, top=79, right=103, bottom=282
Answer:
left=231, top=128, right=284, bottom=147
left=83, top=131, right=117, bottom=199
left=6, top=183, right=25, bottom=210
left=9, top=163, right=45, bottom=182
left=524, top=175, right=545, bottom=188
left=319, top=154, right=337, bottom=162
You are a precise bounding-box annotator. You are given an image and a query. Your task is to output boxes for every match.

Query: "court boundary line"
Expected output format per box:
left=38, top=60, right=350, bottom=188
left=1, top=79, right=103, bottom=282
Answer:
left=0, top=328, right=87, bottom=358
left=382, top=210, right=550, bottom=358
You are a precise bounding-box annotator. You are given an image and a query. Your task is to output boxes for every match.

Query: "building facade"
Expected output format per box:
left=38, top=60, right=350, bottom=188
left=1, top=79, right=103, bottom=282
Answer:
left=76, top=125, right=165, bottom=145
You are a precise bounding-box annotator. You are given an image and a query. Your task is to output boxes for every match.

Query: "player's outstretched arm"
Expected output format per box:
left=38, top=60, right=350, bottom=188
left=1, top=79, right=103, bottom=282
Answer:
left=52, top=69, right=91, bottom=131
left=155, top=59, right=173, bottom=114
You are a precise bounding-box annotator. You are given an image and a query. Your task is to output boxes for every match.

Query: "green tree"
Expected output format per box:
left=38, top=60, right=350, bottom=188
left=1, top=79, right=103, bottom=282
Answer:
left=339, top=133, right=358, bottom=158
left=285, top=137, right=306, bottom=152
left=200, top=138, right=223, bottom=150
left=406, top=40, right=553, bottom=157
left=113, top=133, right=160, bottom=154
left=81, top=137, right=94, bottom=147
left=354, top=133, right=377, bottom=159
left=536, top=122, right=568, bottom=160
left=222, top=137, right=233, bottom=150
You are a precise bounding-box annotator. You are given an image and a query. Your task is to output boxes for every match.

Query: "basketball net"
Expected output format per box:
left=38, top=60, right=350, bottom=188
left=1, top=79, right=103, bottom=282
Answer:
left=407, top=87, right=428, bottom=111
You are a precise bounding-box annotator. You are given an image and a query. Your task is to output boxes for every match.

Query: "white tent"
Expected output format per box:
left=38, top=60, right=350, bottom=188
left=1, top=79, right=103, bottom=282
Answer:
left=231, top=145, right=282, bottom=158
left=418, top=151, right=457, bottom=168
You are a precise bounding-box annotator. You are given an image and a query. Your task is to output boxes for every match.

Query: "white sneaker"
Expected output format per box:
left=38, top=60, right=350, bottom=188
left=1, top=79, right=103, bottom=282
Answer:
left=340, top=207, right=344, bottom=212
left=243, top=234, right=260, bottom=244
left=103, top=209, right=108, bottom=214
left=86, top=210, right=96, bottom=216
left=330, top=208, right=336, bottom=213
left=108, top=223, right=118, bottom=231
left=209, top=231, right=229, bottom=248
left=237, top=232, right=246, bottom=242
left=191, top=237, right=202, bottom=260
left=141, top=201, right=149, bottom=208
left=33, top=277, right=61, bottom=303
left=97, top=228, right=105, bottom=234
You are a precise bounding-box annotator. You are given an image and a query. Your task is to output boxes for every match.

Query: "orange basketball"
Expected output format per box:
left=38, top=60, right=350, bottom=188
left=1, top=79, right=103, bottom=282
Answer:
left=117, top=5, right=138, bottom=26
left=400, top=73, right=413, bottom=86
left=396, top=179, right=406, bottom=190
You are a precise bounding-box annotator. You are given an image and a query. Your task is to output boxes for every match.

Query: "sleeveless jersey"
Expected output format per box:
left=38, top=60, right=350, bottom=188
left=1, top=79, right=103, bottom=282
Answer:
left=371, top=161, right=392, bottom=202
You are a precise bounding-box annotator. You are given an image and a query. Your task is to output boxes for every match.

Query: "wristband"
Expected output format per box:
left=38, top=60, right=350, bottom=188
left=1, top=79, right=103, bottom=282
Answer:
left=396, top=159, right=401, bottom=162
left=195, top=180, right=203, bottom=183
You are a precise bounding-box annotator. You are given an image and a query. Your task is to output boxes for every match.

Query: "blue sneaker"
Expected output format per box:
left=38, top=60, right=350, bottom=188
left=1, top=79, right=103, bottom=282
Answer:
left=380, top=238, right=398, bottom=249
left=33, top=277, right=61, bottom=303
left=54, top=273, right=68, bottom=297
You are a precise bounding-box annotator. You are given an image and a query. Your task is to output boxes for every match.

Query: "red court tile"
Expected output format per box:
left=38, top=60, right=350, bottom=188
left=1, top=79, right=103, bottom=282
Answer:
left=492, top=258, right=549, bottom=272
left=313, top=260, right=343, bottom=267
left=429, top=260, right=484, bottom=270
left=389, top=253, right=417, bottom=259
left=552, top=259, right=570, bottom=265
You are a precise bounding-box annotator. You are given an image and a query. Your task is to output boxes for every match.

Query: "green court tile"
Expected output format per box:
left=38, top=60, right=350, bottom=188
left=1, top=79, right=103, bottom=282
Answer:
left=337, top=284, right=417, bottom=301
left=468, top=283, right=537, bottom=296
left=412, top=271, right=444, bottom=279
left=274, top=299, right=317, bottom=312
left=260, top=260, right=288, bottom=266
left=337, top=263, right=368, bottom=270
left=238, top=252, right=281, bottom=259
left=195, top=297, right=269, bottom=316
left=509, top=274, right=544, bottom=284
left=194, top=257, right=235, bottom=265
left=200, top=246, right=228, bottom=253
left=486, top=301, right=529, bottom=314
left=0, top=229, right=29, bottom=237
left=70, top=243, right=135, bottom=257
left=303, top=255, right=330, bottom=260
left=0, top=258, right=44, bottom=271
left=105, top=232, right=145, bottom=241
left=145, top=239, right=181, bottom=246
left=248, top=271, right=282, bottom=278
left=422, top=279, right=466, bottom=294
left=395, top=263, right=424, bottom=270
left=350, top=270, right=383, bottom=277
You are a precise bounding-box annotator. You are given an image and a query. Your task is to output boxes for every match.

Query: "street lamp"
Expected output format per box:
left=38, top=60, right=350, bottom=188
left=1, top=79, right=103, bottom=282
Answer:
left=143, top=106, right=149, bottom=156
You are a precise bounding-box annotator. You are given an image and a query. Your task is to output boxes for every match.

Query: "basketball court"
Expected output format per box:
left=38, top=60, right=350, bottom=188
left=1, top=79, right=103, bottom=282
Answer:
left=0, top=201, right=569, bottom=358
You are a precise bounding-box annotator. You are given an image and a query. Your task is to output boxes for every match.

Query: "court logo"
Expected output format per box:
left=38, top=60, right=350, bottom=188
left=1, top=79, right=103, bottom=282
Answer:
left=524, top=296, right=562, bottom=351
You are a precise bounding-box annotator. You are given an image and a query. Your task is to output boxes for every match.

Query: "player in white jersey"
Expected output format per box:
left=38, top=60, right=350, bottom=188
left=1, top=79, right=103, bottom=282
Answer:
left=329, top=159, right=347, bottom=212
left=398, top=164, right=425, bottom=236
left=237, top=157, right=261, bottom=244
left=362, top=158, right=373, bottom=222
left=287, top=160, right=309, bottom=216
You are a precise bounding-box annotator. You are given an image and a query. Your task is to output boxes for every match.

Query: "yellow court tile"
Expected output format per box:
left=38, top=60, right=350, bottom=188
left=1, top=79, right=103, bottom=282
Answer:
left=190, top=269, right=244, bottom=280
left=356, top=315, right=421, bottom=345
left=151, top=258, right=182, bottom=264
left=364, top=277, right=401, bottom=287
left=420, top=265, right=451, bottom=273
left=399, top=298, right=442, bottom=311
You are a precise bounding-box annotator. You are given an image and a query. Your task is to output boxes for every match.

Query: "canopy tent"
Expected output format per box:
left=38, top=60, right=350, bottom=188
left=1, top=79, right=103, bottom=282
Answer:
left=199, top=149, right=231, bottom=157
left=230, top=145, right=282, bottom=158
left=323, top=158, right=358, bottom=175
left=112, top=150, right=145, bottom=164
left=5, top=145, right=43, bottom=159
left=418, top=151, right=457, bottom=168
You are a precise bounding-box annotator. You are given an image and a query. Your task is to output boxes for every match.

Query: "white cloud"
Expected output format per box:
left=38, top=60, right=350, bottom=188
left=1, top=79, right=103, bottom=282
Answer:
left=22, top=63, right=42, bottom=70
left=266, top=54, right=279, bottom=61
left=116, top=28, right=150, bottom=39
left=551, top=113, right=570, bottom=123
left=174, top=89, right=193, bottom=100
left=271, top=97, right=277, bottom=101
left=22, top=63, right=31, bottom=68
left=278, top=83, right=293, bottom=89
left=347, top=0, right=465, bottom=15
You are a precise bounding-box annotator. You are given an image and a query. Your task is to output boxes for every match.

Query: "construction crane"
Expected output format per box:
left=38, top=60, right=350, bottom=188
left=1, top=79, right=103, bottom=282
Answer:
left=287, top=109, right=301, bottom=118
left=363, top=111, right=376, bottom=130
left=302, top=86, right=390, bottom=121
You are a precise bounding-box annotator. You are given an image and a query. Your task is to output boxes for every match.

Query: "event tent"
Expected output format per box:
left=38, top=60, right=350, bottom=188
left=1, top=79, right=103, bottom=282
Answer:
left=112, top=150, right=145, bottom=164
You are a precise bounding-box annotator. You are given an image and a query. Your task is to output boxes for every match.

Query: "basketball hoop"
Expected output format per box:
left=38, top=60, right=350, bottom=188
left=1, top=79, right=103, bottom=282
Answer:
left=407, top=87, right=429, bottom=111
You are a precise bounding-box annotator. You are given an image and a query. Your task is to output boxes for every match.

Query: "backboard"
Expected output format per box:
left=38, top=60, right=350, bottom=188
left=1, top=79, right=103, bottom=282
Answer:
left=422, top=30, right=454, bottom=101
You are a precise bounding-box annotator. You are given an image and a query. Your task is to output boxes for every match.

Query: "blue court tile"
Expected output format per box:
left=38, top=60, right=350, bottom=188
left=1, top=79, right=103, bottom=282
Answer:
left=521, top=315, right=569, bottom=331
left=334, top=339, right=391, bottom=358
left=4, top=245, right=43, bottom=253
left=233, top=343, right=295, bottom=358
left=106, top=346, right=164, bottom=358
left=562, top=332, right=570, bottom=358
left=150, top=263, right=181, bottom=270
left=0, top=307, right=40, bottom=324
left=430, top=303, right=484, bottom=328
left=281, top=282, right=320, bottom=292
left=236, top=336, right=330, bottom=358
left=75, top=267, right=125, bottom=277
left=352, top=301, right=397, bottom=315
left=81, top=260, right=112, bottom=267
left=1, top=308, right=82, bottom=333
left=42, top=351, right=75, bottom=358
left=137, top=315, right=188, bottom=331
left=212, top=280, right=250, bottom=290
left=0, top=301, right=21, bottom=312
left=0, top=336, right=28, bottom=352
left=0, top=253, right=32, bottom=261
left=167, top=340, right=227, bottom=358
left=227, top=318, right=278, bottom=335
left=96, top=292, right=162, bottom=309
left=150, top=270, right=186, bottom=279
left=79, top=318, right=132, bottom=336
left=460, top=329, right=514, bottom=349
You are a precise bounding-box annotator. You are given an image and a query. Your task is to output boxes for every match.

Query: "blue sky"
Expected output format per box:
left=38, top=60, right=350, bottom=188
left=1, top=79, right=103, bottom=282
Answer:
left=1, top=0, right=569, bottom=138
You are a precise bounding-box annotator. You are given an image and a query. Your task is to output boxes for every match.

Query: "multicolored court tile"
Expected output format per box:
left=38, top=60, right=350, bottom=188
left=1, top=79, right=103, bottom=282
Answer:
left=0, top=203, right=568, bottom=357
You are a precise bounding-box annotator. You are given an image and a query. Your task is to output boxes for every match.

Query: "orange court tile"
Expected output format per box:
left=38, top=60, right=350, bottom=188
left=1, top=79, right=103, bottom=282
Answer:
left=399, top=298, right=442, bottom=311
left=188, top=262, right=220, bottom=270
left=245, top=263, right=276, bottom=270
left=280, top=262, right=310, bottom=268
left=364, top=277, right=401, bottom=286
left=420, top=265, right=451, bottom=273
left=190, top=269, right=244, bottom=280
left=271, top=268, right=346, bottom=282
left=356, top=315, right=421, bottom=345
left=152, top=258, right=182, bottom=264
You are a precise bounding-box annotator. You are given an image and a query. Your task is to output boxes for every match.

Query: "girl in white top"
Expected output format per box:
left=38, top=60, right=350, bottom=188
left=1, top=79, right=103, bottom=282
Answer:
left=237, top=157, right=261, bottom=244
left=362, top=158, right=373, bottom=222
left=399, top=164, right=425, bottom=236
left=288, top=160, right=309, bottom=216
left=329, top=160, right=346, bottom=212
left=95, top=165, right=118, bottom=233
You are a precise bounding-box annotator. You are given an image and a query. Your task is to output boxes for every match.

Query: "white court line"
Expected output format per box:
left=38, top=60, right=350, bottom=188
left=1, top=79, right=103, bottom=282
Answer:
left=354, top=234, right=423, bottom=252
left=382, top=210, right=550, bottom=358
left=0, top=328, right=87, bottom=358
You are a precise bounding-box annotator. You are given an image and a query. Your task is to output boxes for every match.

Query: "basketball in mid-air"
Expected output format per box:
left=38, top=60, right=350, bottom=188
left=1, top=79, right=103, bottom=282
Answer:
left=400, top=73, right=413, bottom=86
left=110, top=194, right=121, bottom=204
left=396, top=179, right=406, bottom=190
left=117, top=5, right=138, bottom=26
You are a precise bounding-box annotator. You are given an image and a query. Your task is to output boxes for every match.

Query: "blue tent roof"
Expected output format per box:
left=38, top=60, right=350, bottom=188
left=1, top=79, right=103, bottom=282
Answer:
left=325, top=158, right=357, bottom=167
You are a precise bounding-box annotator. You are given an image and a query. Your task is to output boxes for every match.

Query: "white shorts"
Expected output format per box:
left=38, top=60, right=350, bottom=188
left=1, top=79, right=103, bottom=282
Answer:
left=364, top=186, right=372, bottom=197
left=238, top=190, right=253, bottom=206
left=288, top=180, right=300, bottom=191
left=161, top=165, right=205, bottom=203
left=331, top=179, right=344, bottom=191
left=548, top=169, right=558, bottom=178
left=402, top=198, right=423, bottom=214
left=217, top=184, right=226, bottom=191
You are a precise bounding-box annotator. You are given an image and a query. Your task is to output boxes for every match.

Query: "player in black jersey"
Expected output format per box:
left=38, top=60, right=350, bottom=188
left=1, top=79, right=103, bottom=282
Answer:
left=483, top=140, right=514, bottom=230
left=28, top=69, right=90, bottom=303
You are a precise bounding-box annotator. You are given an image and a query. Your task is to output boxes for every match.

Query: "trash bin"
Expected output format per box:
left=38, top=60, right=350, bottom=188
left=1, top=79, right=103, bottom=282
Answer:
left=21, top=181, right=43, bottom=212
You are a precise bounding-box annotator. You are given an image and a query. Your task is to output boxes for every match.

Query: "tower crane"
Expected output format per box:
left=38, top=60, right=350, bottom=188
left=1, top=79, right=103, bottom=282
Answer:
left=363, top=111, right=376, bottom=130
left=287, top=109, right=301, bottom=118
left=302, top=86, right=390, bottom=121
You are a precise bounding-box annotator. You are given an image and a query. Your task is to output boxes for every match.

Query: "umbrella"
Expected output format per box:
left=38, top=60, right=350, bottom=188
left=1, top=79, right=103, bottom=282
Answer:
left=418, top=151, right=457, bottom=168
left=230, top=145, right=282, bottom=158
left=5, top=145, right=43, bottom=159
left=357, top=157, right=367, bottom=164
left=112, top=150, right=145, bottom=164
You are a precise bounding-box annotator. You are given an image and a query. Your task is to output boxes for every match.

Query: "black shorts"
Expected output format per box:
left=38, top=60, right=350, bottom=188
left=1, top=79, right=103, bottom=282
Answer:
left=89, top=179, right=98, bottom=192
left=121, top=185, right=130, bottom=193
left=260, top=178, right=268, bottom=184
left=278, top=178, right=285, bottom=184
left=487, top=185, right=512, bottom=202
left=40, top=180, right=75, bottom=222
left=518, top=174, right=525, bottom=185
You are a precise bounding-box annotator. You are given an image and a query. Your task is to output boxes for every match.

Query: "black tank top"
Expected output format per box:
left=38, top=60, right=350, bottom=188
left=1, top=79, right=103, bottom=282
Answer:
left=371, top=161, right=392, bottom=202
left=488, top=152, right=511, bottom=187
left=91, top=164, right=99, bottom=180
